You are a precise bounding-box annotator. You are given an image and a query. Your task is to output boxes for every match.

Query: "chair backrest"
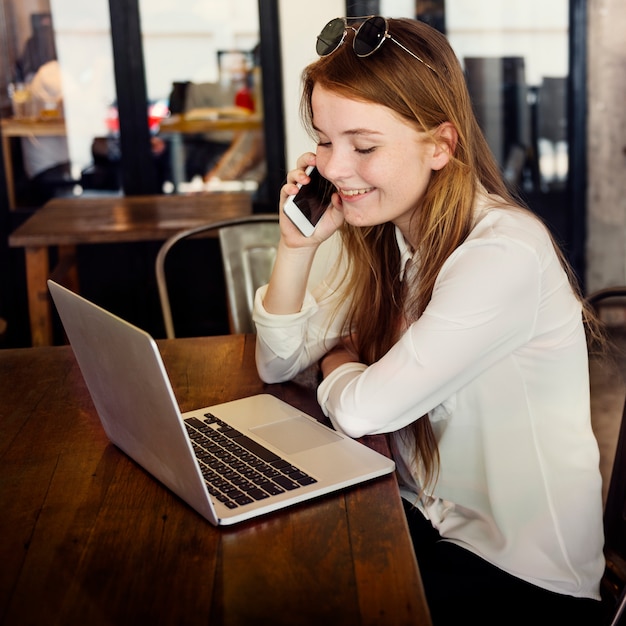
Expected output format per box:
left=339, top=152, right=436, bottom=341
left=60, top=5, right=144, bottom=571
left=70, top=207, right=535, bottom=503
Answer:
left=603, top=395, right=626, bottom=621
left=155, top=214, right=279, bottom=338
left=611, top=596, right=626, bottom=626
left=219, top=221, right=280, bottom=334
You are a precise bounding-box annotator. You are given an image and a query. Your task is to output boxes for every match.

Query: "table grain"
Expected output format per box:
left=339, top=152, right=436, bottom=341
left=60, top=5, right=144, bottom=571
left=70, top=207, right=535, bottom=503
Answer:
left=0, top=335, right=431, bottom=625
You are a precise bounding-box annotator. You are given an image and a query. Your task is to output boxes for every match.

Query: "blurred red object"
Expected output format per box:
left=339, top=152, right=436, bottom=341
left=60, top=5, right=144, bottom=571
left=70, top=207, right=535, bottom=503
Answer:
left=235, top=86, right=255, bottom=112
left=105, top=105, right=119, bottom=133
left=104, top=100, right=170, bottom=134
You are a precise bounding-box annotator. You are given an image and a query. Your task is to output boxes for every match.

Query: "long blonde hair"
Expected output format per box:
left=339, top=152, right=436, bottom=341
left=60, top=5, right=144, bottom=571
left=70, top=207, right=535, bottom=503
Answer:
left=301, top=18, right=594, bottom=490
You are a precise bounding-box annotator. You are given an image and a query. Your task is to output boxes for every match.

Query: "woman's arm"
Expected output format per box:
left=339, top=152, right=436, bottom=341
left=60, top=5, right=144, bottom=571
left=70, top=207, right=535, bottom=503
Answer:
left=254, top=153, right=348, bottom=382
left=262, top=152, right=345, bottom=313
left=253, top=237, right=349, bottom=383
left=317, top=234, right=547, bottom=437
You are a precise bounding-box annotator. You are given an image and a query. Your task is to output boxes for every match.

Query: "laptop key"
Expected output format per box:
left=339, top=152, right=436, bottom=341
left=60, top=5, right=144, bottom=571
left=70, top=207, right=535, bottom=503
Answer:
left=225, top=433, right=281, bottom=463
left=273, top=475, right=300, bottom=491
left=296, top=475, right=318, bottom=486
left=258, top=481, right=285, bottom=496
left=261, top=467, right=281, bottom=478
left=287, top=470, right=310, bottom=482
left=248, top=488, right=270, bottom=501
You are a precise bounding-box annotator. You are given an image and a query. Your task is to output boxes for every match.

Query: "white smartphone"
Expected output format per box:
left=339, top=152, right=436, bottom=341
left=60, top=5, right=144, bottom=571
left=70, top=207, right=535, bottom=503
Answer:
left=283, top=165, right=335, bottom=237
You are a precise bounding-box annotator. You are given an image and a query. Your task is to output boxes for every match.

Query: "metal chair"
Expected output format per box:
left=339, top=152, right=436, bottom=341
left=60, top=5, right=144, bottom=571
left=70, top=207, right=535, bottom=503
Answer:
left=588, top=287, right=626, bottom=310
left=588, top=287, right=626, bottom=624
left=602, top=382, right=626, bottom=626
left=602, top=389, right=626, bottom=625
left=612, top=597, right=626, bottom=626
left=155, top=214, right=279, bottom=337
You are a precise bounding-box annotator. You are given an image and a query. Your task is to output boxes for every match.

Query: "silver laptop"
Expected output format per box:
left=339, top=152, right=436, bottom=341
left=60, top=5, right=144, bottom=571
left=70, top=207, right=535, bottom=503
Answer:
left=48, top=280, right=394, bottom=525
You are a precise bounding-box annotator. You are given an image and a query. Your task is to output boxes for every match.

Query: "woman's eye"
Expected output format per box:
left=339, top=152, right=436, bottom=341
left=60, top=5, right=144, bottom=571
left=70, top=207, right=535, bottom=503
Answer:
left=317, top=141, right=331, bottom=149
left=355, top=146, right=376, bottom=154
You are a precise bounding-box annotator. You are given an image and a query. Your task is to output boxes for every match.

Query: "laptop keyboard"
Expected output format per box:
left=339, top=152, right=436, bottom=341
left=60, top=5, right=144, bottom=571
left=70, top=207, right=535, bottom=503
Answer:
left=184, top=413, right=318, bottom=509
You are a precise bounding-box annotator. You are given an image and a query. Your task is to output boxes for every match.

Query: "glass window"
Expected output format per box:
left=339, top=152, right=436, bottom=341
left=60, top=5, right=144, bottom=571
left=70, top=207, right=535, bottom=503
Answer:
left=50, top=0, right=118, bottom=195
left=381, top=0, right=574, bottom=260
left=445, top=0, right=569, bottom=193
left=0, top=0, right=264, bottom=209
left=139, top=0, right=264, bottom=195
left=0, top=0, right=118, bottom=209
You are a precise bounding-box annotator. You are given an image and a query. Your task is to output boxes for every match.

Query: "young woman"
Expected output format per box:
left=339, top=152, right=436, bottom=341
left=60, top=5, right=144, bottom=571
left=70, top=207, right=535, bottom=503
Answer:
left=253, top=16, right=604, bottom=624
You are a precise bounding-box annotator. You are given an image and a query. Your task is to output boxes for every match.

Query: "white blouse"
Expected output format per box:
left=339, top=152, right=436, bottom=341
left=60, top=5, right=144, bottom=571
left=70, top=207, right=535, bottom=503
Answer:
left=252, top=193, right=605, bottom=600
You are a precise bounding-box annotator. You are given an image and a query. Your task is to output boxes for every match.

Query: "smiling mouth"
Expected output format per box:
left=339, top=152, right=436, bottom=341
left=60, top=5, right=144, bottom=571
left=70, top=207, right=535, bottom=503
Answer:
left=341, top=187, right=374, bottom=197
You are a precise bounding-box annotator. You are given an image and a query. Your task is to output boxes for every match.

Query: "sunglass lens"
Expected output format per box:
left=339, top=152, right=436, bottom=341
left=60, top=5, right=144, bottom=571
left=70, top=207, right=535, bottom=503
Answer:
left=316, top=18, right=346, bottom=56
left=353, top=16, right=387, bottom=57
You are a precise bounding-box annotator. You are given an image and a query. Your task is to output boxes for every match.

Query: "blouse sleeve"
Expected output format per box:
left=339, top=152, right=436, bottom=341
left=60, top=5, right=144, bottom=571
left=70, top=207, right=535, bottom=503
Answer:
left=317, top=232, right=546, bottom=437
left=253, top=233, right=348, bottom=383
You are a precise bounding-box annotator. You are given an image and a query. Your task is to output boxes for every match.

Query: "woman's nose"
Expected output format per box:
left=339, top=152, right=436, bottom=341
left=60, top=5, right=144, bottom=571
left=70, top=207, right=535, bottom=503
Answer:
left=319, top=150, right=350, bottom=183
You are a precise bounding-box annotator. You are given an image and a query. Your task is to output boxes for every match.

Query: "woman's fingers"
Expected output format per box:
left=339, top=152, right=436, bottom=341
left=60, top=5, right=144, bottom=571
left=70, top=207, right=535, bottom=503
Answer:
left=281, top=152, right=318, bottom=200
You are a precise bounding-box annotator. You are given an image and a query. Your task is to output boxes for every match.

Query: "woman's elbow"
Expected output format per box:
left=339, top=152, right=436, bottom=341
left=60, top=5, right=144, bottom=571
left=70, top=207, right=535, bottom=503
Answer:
left=256, top=365, right=288, bottom=384
left=260, top=372, right=291, bottom=384
left=329, top=411, right=369, bottom=439
left=255, top=359, right=302, bottom=385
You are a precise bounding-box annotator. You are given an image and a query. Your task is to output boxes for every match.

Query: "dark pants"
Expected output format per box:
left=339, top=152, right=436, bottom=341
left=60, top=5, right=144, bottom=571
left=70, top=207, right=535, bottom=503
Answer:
left=402, top=499, right=604, bottom=625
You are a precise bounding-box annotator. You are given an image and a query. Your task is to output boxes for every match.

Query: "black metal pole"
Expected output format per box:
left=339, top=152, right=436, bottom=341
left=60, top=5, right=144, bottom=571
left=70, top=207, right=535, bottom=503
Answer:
left=108, top=0, right=159, bottom=195
left=568, top=0, right=587, bottom=288
left=257, top=0, right=286, bottom=212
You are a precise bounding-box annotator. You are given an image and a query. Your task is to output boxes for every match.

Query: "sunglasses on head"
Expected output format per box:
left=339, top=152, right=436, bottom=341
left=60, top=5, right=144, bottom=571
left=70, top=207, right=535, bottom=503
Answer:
left=316, top=16, right=438, bottom=75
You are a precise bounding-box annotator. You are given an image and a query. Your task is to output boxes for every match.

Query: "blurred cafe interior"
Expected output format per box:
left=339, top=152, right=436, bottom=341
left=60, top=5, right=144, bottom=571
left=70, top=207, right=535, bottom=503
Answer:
left=0, top=0, right=623, bottom=349
left=0, top=0, right=280, bottom=346
left=2, top=3, right=626, bottom=625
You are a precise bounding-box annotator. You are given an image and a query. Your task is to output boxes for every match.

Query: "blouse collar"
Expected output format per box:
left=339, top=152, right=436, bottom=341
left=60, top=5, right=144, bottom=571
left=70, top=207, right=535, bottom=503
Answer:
left=393, top=186, right=498, bottom=281
left=395, top=226, right=414, bottom=281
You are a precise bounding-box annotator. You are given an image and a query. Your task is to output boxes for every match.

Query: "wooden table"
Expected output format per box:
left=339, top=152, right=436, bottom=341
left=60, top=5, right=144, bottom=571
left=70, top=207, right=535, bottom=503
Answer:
left=159, top=111, right=263, bottom=188
left=0, top=116, right=67, bottom=209
left=0, top=334, right=431, bottom=626
left=8, top=192, right=253, bottom=346
left=159, top=111, right=263, bottom=135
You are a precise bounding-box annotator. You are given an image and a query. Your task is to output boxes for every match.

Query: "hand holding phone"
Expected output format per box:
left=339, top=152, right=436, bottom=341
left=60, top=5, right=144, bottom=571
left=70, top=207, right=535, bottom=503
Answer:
left=283, top=166, right=335, bottom=237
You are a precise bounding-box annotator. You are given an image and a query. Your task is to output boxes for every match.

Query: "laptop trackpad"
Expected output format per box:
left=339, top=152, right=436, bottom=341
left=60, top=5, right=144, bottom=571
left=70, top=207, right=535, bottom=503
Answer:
left=251, top=417, right=343, bottom=455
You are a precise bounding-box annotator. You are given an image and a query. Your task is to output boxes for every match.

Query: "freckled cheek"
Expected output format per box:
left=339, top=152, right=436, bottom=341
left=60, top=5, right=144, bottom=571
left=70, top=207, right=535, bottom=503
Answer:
left=314, top=153, right=336, bottom=182
left=360, top=161, right=395, bottom=189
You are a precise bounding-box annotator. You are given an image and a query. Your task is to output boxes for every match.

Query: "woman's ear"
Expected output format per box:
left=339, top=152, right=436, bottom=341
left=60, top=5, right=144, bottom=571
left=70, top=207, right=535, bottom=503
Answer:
left=431, top=122, right=458, bottom=171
